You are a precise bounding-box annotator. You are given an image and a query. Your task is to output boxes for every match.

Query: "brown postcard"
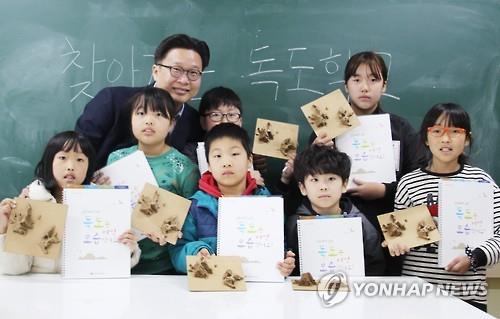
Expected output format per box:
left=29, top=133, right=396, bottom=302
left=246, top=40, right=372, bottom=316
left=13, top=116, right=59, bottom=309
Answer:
left=132, top=183, right=191, bottom=245
left=301, top=89, right=360, bottom=140
left=4, top=198, right=67, bottom=260
left=187, top=255, right=247, bottom=292
left=377, top=205, right=440, bottom=249
left=252, top=118, right=299, bottom=160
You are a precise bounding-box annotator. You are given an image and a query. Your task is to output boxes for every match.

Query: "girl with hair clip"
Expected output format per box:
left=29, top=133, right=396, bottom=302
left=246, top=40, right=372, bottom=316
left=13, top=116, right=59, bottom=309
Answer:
left=0, top=131, right=139, bottom=275
left=386, top=103, right=500, bottom=312
left=106, top=87, right=199, bottom=274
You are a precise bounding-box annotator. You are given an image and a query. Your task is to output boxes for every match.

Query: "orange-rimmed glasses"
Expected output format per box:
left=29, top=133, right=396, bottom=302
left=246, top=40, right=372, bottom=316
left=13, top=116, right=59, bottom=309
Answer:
left=427, top=125, right=467, bottom=138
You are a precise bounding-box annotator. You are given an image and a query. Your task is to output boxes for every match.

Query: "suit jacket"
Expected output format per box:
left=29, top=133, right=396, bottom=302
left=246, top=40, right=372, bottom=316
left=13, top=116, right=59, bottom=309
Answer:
left=75, top=85, right=203, bottom=169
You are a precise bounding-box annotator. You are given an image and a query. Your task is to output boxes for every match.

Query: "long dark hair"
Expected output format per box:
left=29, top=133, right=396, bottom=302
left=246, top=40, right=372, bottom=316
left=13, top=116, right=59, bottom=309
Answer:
left=128, top=87, right=176, bottom=143
left=344, top=51, right=388, bottom=83
left=420, top=103, right=472, bottom=165
left=35, top=131, right=96, bottom=195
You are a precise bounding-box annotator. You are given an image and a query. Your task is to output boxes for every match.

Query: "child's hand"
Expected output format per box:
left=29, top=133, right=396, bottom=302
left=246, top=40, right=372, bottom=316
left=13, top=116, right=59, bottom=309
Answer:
left=92, top=171, right=111, bottom=185
left=312, top=132, right=334, bottom=147
left=197, top=248, right=211, bottom=258
left=347, top=179, right=386, bottom=200
left=146, top=232, right=168, bottom=246
left=118, top=229, right=138, bottom=251
left=280, top=153, right=296, bottom=184
left=250, top=169, right=265, bottom=187
left=252, top=154, right=268, bottom=174
left=0, top=198, right=16, bottom=234
left=445, top=255, right=471, bottom=273
left=277, top=250, right=295, bottom=277
left=18, top=187, right=29, bottom=199
left=381, top=240, right=410, bottom=257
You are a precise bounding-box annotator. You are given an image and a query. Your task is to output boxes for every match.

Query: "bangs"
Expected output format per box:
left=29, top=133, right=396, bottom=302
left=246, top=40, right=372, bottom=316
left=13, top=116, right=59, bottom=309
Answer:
left=305, top=162, right=345, bottom=180
left=435, top=111, right=470, bottom=131
left=365, top=60, right=384, bottom=80
left=35, top=131, right=96, bottom=195
left=420, top=103, right=473, bottom=155
left=307, top=167, right=329, bottom=177
left=293, top=144, right=351, bottom=184
left=61, top=137, right=82, bottom=153
left=132, top=95, right=170, bottom=119
left=344, top=51, right=388, bottom=82
left=199, top=86, right=242, bottom=115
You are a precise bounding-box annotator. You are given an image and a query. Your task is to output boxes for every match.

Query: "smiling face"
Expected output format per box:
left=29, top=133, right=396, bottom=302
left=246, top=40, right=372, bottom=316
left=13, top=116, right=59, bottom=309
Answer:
left=152, top=48, right=203, bottom=109
left=207, top=137, right=252, bottom=195
left=345, top=63, right=386, bottom=115
left=131, top=106, right=171, bottom=150
left=426, top=114, right=469, bottom=172
left=299, top=173, right=347, bottom=215
left=52, top=146, right=89, bottom=188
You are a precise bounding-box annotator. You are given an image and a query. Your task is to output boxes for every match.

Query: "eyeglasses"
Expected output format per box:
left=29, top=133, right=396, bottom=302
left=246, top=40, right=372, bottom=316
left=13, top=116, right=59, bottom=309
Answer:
left=155, top=64, right=202, bottom=81
left=204, top=112, right=242, bottom=123
left=427, top=125, right=467, bottom=138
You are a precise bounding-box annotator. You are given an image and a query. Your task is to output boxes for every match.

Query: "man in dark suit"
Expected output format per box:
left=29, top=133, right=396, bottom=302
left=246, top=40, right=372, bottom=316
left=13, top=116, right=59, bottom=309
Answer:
left=75, top=34, right=209, bottom=168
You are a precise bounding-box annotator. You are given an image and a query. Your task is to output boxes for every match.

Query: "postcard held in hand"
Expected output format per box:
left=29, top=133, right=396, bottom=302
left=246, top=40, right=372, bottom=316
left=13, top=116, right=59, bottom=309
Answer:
left=186, top=256, right=247, bottom=291
left=377, top=205, right=440, bottom=249
left=132, top=183, right=191, bottom=245
left=301, top=89, right=360, bottom=140
left=252, top=118, right=299, bottom=160
left=4, top=198, right=67, bottom=260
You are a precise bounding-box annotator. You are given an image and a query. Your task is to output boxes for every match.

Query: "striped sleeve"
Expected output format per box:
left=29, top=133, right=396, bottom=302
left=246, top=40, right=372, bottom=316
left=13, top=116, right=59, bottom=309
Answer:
left=394, top=165, right=498, bottom=305
left=476, top=172, right=500, bottom=266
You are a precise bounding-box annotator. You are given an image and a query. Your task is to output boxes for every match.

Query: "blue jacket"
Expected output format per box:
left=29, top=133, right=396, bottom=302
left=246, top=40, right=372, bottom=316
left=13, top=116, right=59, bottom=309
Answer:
left=75, top=85, right=203, bottom=169
left=169, top=174, right=271, bottom=273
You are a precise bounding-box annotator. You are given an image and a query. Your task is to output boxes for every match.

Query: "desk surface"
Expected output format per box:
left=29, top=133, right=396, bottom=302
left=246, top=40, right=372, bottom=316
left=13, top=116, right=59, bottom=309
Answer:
left=0, top=275, right=494, bottom=319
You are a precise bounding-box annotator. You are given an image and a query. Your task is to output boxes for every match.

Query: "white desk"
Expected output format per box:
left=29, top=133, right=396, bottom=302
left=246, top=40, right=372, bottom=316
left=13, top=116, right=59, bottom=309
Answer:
left=0, top=275, right=493, bottom=319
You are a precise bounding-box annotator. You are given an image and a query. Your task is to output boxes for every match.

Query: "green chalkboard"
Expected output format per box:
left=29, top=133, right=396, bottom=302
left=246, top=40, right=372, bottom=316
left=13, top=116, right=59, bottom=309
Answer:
left=1, top=0, right=499, bottom=197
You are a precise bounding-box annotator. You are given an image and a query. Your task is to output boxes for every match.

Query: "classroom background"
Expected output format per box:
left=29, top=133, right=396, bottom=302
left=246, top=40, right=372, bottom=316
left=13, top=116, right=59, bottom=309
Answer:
left=1, top=0, right=499, bottom=198
left=0, top=0, right=499, bottom=315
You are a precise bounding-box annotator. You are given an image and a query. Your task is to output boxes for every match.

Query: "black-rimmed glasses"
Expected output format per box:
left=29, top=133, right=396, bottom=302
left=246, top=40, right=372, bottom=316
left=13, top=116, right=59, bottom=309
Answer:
left=204, top=112, right=242, bottom=123
left=155, top=63, right=202, bottom=81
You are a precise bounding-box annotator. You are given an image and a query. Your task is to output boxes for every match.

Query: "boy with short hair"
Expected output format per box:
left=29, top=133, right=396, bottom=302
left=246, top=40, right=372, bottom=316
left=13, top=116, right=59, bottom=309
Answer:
left=182, top=86, right=243, bottom=164
left=286, top=144, right=385, bottom=276
left=183, top=86, right=267, bottom=177
left=199, top=86, right=243, bottom=133
left=169, top=123, right=295, bottom=275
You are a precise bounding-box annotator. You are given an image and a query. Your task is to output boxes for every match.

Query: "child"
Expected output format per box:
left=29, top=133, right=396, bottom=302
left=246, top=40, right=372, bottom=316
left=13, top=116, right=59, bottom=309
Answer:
left=281, top=51, right=426, bottom=275
left=183, top=86, right=267, bottom=180
left=286, top=144, right=385, bottom=276
left=387, top=103, right=500, bottom=311
left=0, top=131, right=139, bottom=274
left=107, top=87, right=199, bottom=274
left=169, top=123, right=295, bottom=275
left=182, top=86, right=244, bottom=164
